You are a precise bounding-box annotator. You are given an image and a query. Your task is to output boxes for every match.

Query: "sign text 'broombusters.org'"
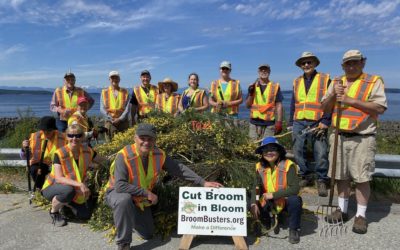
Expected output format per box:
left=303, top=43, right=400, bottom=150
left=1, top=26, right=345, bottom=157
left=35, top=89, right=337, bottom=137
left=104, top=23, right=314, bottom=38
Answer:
left=178, top=187, right=247, bottom=236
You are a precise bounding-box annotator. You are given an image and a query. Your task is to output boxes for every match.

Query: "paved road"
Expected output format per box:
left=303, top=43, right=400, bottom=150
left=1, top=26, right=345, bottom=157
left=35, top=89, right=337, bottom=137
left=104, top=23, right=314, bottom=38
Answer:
left=0, top=192, right=399, bottom=250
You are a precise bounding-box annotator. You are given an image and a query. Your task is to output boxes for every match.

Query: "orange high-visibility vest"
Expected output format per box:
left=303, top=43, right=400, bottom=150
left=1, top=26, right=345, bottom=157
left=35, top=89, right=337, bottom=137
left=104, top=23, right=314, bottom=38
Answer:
left=256, top=159, right=297, bottom=213
left=250, top=81, right=280, bottom=121
left=68, top=111, right=90, bottom=132
left=42, top=144, right=94, bottom=204
left=101, top=87, right=129, bottom=118
left=29, top=130, right=66, bottom=166
left=293, top=73, right=330, bottom=121
left=332, top=74, right=381, bottom=131
left=156, top=93, right=180, bottom=115
left=133, top=85, right=158, bottom=116
left=210, top=79, right=241, bottom=115
left=183, top=88, right=206, bottom=109
left=55, top=86, right=85, bottom=120
left=105, top=144, right=166, bottom=211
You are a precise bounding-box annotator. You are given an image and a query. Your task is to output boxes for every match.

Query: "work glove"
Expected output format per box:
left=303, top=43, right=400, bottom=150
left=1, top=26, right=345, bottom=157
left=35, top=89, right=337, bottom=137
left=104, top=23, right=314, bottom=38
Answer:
left=274, top=121, right=283, bottom=135
left=314, top=128, right=328, bottom=140
left=248, top=84, right=256, bottom=96
left=286, top=125, right=293, bottom=132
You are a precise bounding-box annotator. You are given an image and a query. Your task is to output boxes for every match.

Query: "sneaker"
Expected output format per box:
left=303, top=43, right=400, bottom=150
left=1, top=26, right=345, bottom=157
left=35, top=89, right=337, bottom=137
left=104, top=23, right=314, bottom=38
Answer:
left=317, top=181, right=328, bottom=197
left=352, top=216, right=368, bottom=234
left=49, top=210, right=67, bottom=227
left=117, top=243, right=130, bottom=250
left=325, top=208, right=348, bottom=223
left=299, top=178, right=313, bottom=187
left=288, top=229, right=300, bottom=244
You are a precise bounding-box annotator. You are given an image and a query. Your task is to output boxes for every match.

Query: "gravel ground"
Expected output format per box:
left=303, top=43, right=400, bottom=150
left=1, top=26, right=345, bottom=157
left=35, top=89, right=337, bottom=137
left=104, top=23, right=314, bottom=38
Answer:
left=1, top=192, right=399, bottom=250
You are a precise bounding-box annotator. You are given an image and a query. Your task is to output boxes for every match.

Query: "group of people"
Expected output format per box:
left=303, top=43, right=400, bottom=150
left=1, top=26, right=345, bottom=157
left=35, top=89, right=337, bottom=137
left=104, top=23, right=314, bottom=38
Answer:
left=19, top=48, right=387, bottom=249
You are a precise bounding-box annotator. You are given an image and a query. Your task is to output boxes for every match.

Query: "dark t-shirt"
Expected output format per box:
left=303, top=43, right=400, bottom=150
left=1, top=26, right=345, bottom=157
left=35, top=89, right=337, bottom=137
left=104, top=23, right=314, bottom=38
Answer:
left=53, top=151, right=97, bottom=166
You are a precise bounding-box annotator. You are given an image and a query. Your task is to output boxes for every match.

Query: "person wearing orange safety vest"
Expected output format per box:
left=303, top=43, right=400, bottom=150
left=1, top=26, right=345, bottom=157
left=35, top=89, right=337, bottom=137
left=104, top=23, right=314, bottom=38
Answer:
left=68, top=96, right=97, bottom=145
left=178, top=73, right=209, bottom=112
left=209, top=61, right=243, bottom=118
left=288, top=52, right=332, bottom=197
left=50, top=71, right=94, bottom=132
left=41, top=124, right=106, bottom=227
left=250, top=137, right=302, bottom=244
left=20, top=116, right=66, bottom=190
left=129, top=70, right=158, bottom=125
left=246, top=64, right=284, bottom=140
left=156, top=77, right=181, bottom=116
left=321, top=50, right=387, bottom=235
left=101, top=71, right=130, bottom=142
left=104, top=123, right=223, bottom=250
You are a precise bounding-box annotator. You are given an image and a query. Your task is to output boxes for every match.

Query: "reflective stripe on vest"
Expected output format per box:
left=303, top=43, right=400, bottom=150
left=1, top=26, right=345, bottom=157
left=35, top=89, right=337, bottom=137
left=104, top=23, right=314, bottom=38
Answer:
left=29, top=131, right=66, bottom=166
left=250, top=81, right=279, bottom=121
left=293, top=73, right=329, bottom=121
left=332, top=74, right=380, bottom=131
left=210, top=79, right=240, bottom=115
left=156, top=93, right=180, bottom=115
left=42, top=145, right=93, bottom=204
left=68, top=112, right=89, bottom=132
left=55, top=86, right=84, bottom=120
left=105, top=144, right=166, bottom=210
left=183, top=88, right=205, bottom=108
left=133, top=85, right=158, bottom=116
left=101, top=87, right=129, bottom=118
left=255, top=159, right=296, bottom=213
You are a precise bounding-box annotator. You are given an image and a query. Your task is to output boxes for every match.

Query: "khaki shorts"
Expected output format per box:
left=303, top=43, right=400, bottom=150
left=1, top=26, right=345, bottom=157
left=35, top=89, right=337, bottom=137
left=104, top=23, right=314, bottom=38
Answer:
left=249, top=123, right=275, bottom=141
left=328, top=133, right=376, bottom=183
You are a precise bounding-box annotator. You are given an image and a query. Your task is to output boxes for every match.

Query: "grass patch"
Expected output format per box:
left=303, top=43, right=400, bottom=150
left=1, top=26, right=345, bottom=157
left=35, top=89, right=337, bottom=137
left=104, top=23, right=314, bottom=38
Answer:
left=371, top=177, right=400, bottom=195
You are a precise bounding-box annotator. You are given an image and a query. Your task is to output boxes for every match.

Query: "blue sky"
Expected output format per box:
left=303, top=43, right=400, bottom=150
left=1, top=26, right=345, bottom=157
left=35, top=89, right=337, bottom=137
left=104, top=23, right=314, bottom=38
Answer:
left=0, top=0, right=399, bottom=90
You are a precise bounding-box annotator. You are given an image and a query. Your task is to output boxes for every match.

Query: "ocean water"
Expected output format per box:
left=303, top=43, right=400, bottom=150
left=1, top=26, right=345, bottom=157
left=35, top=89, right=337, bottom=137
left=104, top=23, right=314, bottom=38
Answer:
left=0, top=92, right=399, bottom=121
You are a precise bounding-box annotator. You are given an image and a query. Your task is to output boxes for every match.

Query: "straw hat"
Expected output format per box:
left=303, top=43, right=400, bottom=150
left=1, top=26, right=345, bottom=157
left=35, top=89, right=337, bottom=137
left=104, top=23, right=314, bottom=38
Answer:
left=158, top=77, right=178, bottom=92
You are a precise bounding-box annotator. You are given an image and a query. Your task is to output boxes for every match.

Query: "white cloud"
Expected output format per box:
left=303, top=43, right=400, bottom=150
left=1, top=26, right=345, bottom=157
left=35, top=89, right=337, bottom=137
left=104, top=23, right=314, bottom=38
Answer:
left=171, top=45, right=206, bottom=53
left=0, top=44, right=26, bottom=60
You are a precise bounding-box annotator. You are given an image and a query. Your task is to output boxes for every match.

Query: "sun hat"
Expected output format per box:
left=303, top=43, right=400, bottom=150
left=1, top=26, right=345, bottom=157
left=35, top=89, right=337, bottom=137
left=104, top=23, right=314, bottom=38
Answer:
left=135, top=123, right=157, bottom=138
left=38, top=116, right=57, bottom=131
left=77, top=96, right=89, bottom=105
left=342, top=49, right=365, bottom=63
left=109, top=71, right=120, bottom=77
left=295, top=52, right=320, bottom=67
left=220, top=61, right=232, bottom=69
left=255, top=136, right=286, bottom=155
left=158, top=77, right=179, bottom=92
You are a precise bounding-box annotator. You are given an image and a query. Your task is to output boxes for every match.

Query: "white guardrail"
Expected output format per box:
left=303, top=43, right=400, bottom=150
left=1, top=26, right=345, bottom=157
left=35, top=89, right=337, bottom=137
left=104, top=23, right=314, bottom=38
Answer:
left=1, top=148, right=400, bottom=178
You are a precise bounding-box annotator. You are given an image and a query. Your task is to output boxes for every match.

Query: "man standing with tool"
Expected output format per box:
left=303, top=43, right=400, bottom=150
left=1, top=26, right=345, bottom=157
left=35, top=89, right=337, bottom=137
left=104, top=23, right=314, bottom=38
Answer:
left=209, top=61, right=243, bottom=118
left=246, top=64, right=283, bottom=140
left=321, top=50, right=387, bottom=234
left=288, top=52, right=331, bottom=196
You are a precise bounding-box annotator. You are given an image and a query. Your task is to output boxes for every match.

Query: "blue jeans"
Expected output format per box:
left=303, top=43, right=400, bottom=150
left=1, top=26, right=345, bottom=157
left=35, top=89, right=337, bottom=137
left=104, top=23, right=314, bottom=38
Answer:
left=259, top=195, right=302, bottom=230
left=292, top=120, right=329, bottom=181
left=56, top=117, right=68, bottom=132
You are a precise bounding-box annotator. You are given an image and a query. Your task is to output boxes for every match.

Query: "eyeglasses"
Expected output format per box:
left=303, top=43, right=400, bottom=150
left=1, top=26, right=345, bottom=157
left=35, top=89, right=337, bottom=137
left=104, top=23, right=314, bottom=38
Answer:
left=301, top=61, right=313, bottom=66
left=67, top=133, right=83, bottom=138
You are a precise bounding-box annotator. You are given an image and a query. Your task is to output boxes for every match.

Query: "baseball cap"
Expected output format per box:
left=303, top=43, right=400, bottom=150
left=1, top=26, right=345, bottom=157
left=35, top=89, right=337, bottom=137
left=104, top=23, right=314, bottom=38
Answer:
left=342, top=49, right=364, bottom=63
left=258, top=64, right=271, bottom=70
left=135, top=123, right=157, bottom=138
left=38, top=116, right=57, bottom=131
left=64, top=72, right=75, bottom=79
left=220, top=61, right=231, bottom=69
left=109, top=71, right=120, bottom=77
left=141, top=70, right=151, bottom=76
left=77, top=96, right=89, bottom=105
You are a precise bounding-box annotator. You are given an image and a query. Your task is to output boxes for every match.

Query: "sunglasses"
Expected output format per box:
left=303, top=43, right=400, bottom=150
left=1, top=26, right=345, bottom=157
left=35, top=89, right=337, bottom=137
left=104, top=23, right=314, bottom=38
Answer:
left=67, top=133, right=83, bottom=139
left=301, top=61, right=313, bottom=66
left=220, top=67, right=230, bottom=71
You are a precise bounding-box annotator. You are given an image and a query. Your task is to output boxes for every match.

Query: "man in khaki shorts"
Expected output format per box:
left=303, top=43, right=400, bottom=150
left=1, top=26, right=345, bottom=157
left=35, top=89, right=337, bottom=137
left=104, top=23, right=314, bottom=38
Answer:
left=321, top=49, right=387, bottom=234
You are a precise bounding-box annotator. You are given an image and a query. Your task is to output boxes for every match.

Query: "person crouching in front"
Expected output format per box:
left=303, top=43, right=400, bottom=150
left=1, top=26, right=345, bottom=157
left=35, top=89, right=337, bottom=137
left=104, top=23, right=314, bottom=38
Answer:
left=41, top=124, right=106, bottom=226
left=250, top=136, right=302, bottom=244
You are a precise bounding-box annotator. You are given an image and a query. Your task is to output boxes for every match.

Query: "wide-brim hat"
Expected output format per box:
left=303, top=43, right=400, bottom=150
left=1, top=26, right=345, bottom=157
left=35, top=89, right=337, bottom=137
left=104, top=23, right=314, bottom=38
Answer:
left=158, top=77, right=178, bottom=92
left=295, top=51, right=320, bottom=67
left=38, top=116, right=57, bottom=131
left=255, top=136, right=286, bottom=155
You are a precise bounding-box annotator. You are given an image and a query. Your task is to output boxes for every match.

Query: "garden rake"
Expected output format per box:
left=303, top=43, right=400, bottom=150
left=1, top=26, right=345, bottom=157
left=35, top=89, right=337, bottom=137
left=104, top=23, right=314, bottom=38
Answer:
left=317, top=78, right=347, bottom=237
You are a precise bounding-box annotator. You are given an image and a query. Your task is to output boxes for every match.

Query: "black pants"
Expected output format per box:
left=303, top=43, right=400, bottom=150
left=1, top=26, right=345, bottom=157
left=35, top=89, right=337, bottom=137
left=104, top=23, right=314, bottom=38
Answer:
left=30, top=163, right=50, bottom=190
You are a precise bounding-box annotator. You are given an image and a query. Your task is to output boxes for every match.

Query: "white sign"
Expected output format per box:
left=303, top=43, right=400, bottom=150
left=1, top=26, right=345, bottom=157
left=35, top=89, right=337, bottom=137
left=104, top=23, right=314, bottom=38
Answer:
left=178, top=187, right=247, bottom=236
